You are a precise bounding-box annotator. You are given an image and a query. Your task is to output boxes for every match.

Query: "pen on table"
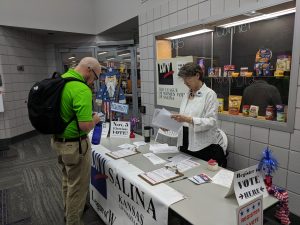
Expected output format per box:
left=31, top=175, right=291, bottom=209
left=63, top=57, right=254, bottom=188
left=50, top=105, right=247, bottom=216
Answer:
left=169, top=177, right=188, bottom=183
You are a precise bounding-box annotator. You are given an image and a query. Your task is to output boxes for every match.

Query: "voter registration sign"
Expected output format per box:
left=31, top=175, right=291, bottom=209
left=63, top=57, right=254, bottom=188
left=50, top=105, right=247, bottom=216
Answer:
left=234, top=165, right=268, bottom=206
left=237, top=195, right=263, bottom=225
left=110, top=121, right=130, bottom=138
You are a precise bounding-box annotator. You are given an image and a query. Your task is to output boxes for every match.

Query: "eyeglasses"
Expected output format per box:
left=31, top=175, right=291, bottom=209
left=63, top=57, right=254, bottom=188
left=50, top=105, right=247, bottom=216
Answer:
left=89, top=67, right=98, bottom=80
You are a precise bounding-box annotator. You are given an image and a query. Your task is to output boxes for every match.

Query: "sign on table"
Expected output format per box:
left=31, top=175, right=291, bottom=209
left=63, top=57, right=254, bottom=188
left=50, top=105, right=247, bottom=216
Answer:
left=110, top=121, right=130, bottom=138
left=237, top=195, right=263, bottom=225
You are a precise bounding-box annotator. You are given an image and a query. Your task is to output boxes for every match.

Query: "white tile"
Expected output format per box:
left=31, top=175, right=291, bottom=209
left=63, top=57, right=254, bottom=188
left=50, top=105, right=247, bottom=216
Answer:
left=177, top=9, right=188, bottom=26
left=227, top=152, right=235, bottom=170
left=140, top=48, right=148, bottom=60
left=169, top=13, right=178, bottom=28
left=147, top=34, right=154, bottom=47
left=250, top=141, right=268, bottom=160
left=161, top=2, right=169, bottom=17
left=240, top=0, right=257, bottom=8
left=224, top=0, right=239, bottom=11
left=140, top=36, right=148, bottom=48
left=227, top=135, right=234, bottom=152
left=148, top=59, right=154, bottom=71
left=234, top=137, right=250, bottom=157
left=221, top=121, right=234, bottom=135
left=249, top=158, right=259, bottom=167
left=290, top=129, right=300, bottom=152
left=269, top=129, right=290, bottom=149
left=139, top=11, right=147, bottom=25
left=198, top=0, right=210, bottom=19
left=287, top=171, right=300, bottom=194
left=288, top=191, right=300, bottom=217
left=148, top=71, right=155, bottom=82
left=235, top=124, right=250, bottom=139
left=211, top=0, right=224, bottom=16
left=148, top=47, right=154, bottom=59
left=141, top=24, right=148, bottom=37
left=169, top=0, right=178, bottom=13
left=234, top=154, right=249, bottom=170
left=178, top=0, right=188, bottom=10
left=188, top=5, right=199, bottom=23
left=268, top=145, right=289, bottom=169
left=147, top=22, right=154, bottom=35
left=154, top=19, right=162, bottom=32
left=251, top=126, right=269, bottom=144
left=295, top=108, right=300, bottom=130
left=154, top=5, right=161, bottom=19
left=188, top=0, right=199, bottom=6
left=272, top=168, right=287, bottom=188
left=161, top=16, right=169, bottom=31
left=296, top=87, right=300, bottom=108
left=140, top=59, right=148, bottom=71
left=147, top=8, right=154, bottom=22
left=289, top=151, right=300, bottom=173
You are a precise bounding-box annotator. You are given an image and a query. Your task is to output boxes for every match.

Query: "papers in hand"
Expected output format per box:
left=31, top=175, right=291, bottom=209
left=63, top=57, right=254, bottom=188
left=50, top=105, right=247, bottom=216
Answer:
left=149, top=144, right=179, bottom=154
left=152, top=108, right=181, bottom=132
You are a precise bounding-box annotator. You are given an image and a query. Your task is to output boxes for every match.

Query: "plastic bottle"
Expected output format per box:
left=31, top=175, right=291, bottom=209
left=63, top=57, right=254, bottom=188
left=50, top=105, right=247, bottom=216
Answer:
left=91, top=122, right=102, bottom=145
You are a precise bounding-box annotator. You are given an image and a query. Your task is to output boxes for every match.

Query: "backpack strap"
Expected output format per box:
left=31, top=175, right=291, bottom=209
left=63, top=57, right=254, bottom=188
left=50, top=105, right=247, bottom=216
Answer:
left=62, top=77, right=89, bottom=155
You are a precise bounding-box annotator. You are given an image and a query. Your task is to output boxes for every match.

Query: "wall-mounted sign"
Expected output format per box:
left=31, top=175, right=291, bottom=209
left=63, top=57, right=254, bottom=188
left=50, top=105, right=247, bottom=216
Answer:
left=110, top=121, right=130, bottom=138
left=237, top=195, right=263, bottom=225
left=156, top=56, right=193, bottom=109
left=110, top=102, right=129, bottom=114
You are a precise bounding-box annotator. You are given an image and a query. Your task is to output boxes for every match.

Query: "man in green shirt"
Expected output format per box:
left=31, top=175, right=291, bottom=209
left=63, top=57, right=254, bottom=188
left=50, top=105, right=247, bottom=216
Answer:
left=51, top=57, right=101, bottom=225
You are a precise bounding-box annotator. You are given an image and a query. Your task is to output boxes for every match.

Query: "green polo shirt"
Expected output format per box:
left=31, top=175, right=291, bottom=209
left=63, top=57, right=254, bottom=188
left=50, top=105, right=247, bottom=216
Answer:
left=59, top=69, right=93, bottom=138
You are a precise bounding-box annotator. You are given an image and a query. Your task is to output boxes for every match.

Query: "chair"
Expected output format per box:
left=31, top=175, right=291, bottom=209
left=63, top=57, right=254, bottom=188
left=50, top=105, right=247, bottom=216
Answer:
left=216, top=128, right=228, bottom=156
left=154, top=128, right=179, bottom=142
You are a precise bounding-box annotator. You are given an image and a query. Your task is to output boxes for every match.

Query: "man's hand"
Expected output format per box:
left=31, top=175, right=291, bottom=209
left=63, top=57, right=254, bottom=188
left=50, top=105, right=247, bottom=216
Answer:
left=93, top=114, right=101, bottom=125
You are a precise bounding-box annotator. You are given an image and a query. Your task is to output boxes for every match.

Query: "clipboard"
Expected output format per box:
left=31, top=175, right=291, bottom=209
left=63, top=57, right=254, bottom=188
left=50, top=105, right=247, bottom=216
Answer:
left=138, top=167, right=184, bottom=186
left=105, top=148, right=140, bottom=159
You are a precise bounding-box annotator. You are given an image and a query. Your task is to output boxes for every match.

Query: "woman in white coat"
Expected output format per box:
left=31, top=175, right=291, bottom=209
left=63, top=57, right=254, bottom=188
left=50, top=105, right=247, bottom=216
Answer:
left=171, top=62, right=227, bottom=167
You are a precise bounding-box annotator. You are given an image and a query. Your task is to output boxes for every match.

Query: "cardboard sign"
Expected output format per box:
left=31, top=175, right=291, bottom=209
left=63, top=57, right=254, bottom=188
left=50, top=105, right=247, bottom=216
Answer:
left=237, top=195, right=263, bottom=225
left=110, top=121, right=130, bottom=138
left=234, top=165, right=268, bottom=206
left=111, top=102, right=129, bottom=114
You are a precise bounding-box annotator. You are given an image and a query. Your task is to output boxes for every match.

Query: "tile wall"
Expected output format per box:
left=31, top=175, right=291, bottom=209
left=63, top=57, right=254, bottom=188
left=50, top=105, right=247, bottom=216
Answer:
left=0, top=26, right=49, bottom=139
left=138, top=0, right=300, bottom=216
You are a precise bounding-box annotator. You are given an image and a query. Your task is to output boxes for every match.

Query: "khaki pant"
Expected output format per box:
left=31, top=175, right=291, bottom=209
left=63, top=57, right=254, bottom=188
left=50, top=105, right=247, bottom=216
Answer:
left=51, top=137, right=91, bottom=225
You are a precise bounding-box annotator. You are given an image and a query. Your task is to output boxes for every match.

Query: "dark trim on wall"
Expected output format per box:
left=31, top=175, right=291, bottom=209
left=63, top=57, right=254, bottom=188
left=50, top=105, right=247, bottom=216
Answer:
left=0, top=130, right=39, bottom=151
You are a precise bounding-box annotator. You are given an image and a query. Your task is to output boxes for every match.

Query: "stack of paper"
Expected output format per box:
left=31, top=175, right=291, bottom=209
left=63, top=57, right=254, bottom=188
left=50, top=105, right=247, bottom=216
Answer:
left=149, top=144, right=179, bottom=154
left=166, top=154, right=200, bottom=172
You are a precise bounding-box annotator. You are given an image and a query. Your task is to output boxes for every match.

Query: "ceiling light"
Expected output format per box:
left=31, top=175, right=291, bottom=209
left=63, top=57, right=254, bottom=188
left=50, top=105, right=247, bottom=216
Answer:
left=219, top=7, right=296, bottom=28
left=118, top=53, right=130, bottom=57
left=106, top=57, right=115, bottom=60
left=98, top=51, right=108, bottom=55
left=68, top=56, right=75, bottom=60
left=165, top=29, right=214, bottom=40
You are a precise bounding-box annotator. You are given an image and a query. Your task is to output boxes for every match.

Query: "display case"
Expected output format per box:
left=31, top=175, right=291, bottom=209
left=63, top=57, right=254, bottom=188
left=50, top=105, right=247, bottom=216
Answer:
left=154, top=1, right=299, bottom=132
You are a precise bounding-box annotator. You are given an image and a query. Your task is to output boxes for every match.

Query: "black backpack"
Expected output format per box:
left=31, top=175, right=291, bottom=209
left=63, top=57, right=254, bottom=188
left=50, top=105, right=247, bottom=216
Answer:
left=27, top=74, right=86, bottom=134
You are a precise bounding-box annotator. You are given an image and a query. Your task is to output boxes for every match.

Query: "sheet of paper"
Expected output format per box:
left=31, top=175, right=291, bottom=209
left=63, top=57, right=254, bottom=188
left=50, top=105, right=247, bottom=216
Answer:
left=212, top=169, right=234, bottom=188
left=118, top=143, right=135, bottom=149
left=109, top=149, right=137, bottom=158
left=140, top=168, right=179, bottom=184
left=168, top=154, right=191, bottom=164
left=152, top=108, right=182, bottom=132
left=165, top=159, right=200, bottom=172
left=149, top=144, right=179, bottom=154
left=133, top=141, right=147, bottom=147
left=143, top=153, right=166, bottom=165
